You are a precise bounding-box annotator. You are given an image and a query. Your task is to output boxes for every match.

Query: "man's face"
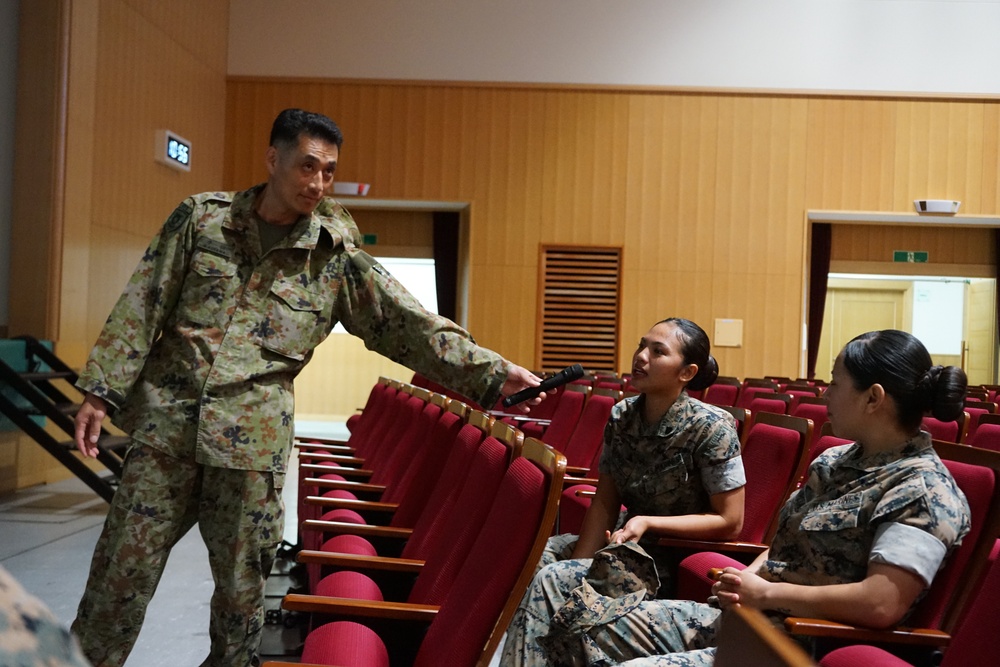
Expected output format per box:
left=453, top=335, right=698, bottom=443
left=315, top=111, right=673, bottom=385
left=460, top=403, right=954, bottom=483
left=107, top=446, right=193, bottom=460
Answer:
left=265, top=134, right=339, bottom=220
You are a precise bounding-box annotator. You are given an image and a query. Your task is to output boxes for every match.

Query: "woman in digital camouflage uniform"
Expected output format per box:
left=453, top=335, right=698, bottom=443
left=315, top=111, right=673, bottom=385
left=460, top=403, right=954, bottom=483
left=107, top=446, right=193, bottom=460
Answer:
left=501, top=329, right=971, bottom=667
left=502, top=318, right=747, bottom=662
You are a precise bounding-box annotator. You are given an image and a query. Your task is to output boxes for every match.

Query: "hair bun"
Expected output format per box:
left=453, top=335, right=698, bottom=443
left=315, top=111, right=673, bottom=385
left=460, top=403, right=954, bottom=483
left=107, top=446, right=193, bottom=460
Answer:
left=688, top=354, right=719, bottom=392
left=921, top=365, right=967, bottom=422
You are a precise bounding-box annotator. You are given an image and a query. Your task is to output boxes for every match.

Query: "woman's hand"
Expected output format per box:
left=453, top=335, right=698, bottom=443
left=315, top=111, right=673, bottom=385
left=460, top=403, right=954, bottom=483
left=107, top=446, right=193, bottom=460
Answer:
left=712, top=567, right=772, bottom=611
left=606, top=516, right=649, bottom=545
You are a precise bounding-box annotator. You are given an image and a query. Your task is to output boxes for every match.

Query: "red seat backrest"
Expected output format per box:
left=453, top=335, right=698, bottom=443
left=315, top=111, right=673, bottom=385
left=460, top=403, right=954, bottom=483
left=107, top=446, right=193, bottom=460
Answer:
left=703, top=383, right=739, bottom=407
left=367, top=398, right=442, bottom=487
left=791, top=401, right=829, bottom=446
left=415, top=455, right=553, bottom=667
left=405, top=435, right=512, bottom=605
left=384, top=409, right=465, bottom=516
left=968, top=423, right=1000, bottom=453
left=740, top=422, right=806, bottom=543
left=942, top=557, right=1000, bottom=665
left=909, top=458, right=995, bottom=629
left=749, top=397, right=788, bottom=416
left=536, top=388, right=586, bottom=451
left=561, top=393, right=616, bottom=468
left=923, top=416, right=960, bottom=443
left=736, top=386, right=776, bottom=410
left=399, top=423, right=490, bottom=559
left=807, top=434, right=851, bottom=463
left=964, top=406, right=991, bottom=441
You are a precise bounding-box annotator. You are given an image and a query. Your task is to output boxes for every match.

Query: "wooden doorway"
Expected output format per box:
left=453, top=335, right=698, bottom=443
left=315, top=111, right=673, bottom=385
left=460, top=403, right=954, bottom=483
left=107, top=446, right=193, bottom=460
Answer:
left=816, top=282, right=909, bottom=380
left=804, top=211, right=1000, bottom=383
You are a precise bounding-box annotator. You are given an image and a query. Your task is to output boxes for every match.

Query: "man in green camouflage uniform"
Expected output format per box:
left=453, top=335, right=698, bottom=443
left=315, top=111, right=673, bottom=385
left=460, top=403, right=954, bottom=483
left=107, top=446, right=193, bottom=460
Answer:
left=0, top=565, right=92, bottom=667
left=502, top=431, right=970, bottom=666
left=71, top=109, right=540, bottom=667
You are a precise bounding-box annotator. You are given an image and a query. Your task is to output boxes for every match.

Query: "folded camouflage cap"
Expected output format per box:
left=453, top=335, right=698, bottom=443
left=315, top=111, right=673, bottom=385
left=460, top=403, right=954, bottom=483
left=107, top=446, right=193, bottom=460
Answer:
left=585, top=540, right=661, bottom=600
left=538, top=542, right=662, bottom=665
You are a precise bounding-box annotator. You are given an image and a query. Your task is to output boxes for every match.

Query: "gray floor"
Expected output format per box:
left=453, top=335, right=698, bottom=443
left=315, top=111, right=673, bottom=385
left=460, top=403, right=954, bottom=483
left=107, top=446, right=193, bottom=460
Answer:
left=1, top=420, right=349, bottom=667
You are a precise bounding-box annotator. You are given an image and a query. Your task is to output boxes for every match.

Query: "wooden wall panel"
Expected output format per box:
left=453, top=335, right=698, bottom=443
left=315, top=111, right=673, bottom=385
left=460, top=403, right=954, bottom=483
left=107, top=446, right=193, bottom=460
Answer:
left=893, top=101, right=985, bottom=211
left=294, top=334, right=413, bottom=422
left=9, top=0, right=67, bottom=340
left=350, top=210, right=433, bottom=257
left=980, top=103, right=999, bottom=214
left=91, top=0, right=227, bottom=240
left=831, top=224, right=994, bottom=266
left=121, top=0, right=229, bottom=75
left=225, top=80, right=1000, bottom=399
left=9, top=0, right=228, bottom=490
left=804, top=99, right=896, bottom=210
left=77, top=0, right=229, bottom=366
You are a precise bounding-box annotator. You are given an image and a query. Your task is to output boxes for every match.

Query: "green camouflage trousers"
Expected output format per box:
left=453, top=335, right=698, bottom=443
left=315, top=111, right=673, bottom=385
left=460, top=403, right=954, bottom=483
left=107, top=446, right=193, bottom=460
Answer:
left=71, top=444, right=284, bottom=667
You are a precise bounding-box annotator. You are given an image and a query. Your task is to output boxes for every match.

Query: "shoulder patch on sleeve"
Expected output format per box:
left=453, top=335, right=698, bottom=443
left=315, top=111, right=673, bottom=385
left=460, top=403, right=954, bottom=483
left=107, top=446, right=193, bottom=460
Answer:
left=164, top=202, right=193, bottom=234
left=349, top=249, right=391, bottom=277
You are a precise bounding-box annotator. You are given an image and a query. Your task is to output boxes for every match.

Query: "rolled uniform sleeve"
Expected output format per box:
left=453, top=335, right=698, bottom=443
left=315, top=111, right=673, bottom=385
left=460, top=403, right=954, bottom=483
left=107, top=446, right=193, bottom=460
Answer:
left=701, top=457, right=746, bottom=495
left=694, top=415, right=745, bottom=495
left=335, top=248, right=510, bottom=408
left=868, top=472, right=970, bottom=586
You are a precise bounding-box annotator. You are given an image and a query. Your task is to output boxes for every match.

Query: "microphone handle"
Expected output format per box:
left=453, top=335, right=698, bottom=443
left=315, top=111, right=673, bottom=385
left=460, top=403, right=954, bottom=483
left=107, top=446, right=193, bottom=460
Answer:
left=502, top=363, right=584, bottom=408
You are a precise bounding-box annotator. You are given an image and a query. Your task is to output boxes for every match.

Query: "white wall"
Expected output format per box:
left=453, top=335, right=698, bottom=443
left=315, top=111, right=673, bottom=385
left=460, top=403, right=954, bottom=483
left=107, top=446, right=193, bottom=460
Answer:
left=229, top=0, right=1000, bottom=95
left=0, top=0, right=19, bottom=331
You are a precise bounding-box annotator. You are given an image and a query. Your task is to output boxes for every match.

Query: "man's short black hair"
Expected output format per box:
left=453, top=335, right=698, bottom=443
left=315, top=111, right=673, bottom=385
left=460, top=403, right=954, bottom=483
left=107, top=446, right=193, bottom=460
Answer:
left=269, top=108, right=344, bottom=150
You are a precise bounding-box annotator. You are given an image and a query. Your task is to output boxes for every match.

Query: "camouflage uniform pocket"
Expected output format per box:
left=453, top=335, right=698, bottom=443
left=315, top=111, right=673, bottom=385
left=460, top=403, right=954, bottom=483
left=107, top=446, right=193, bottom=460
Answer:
left=799, top=496, right=862, bottom=531
left=634, top=453, right=690, bottom=497
left=177, top=250, right=239, bottom=327
left=258, top=278, right=328, bottom=361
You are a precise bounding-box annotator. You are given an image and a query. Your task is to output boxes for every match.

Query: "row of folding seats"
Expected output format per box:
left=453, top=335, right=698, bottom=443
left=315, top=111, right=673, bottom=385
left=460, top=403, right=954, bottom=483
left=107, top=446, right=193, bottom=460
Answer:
left=271, top=379, right=567, bottom=667
left=288, top=376, right=1000, bottom=666
left=704, top=375, right=1000, bottom=451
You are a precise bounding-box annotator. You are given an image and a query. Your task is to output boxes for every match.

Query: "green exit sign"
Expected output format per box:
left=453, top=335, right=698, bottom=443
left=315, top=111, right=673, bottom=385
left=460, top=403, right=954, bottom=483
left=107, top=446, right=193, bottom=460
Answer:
left=362, top=233, right=378, bottom=245
left=893, top=250, right=928, bottom=263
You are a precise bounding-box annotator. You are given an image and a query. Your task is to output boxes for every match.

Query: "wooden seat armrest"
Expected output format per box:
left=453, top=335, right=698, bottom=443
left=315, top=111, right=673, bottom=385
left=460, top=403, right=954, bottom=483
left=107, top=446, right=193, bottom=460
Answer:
left=564, top=465, right=591, bottom=477
left=300, top=464, right=373, bottom=480
left=488, top=411, right=552, bottom=426
left=303, top=477, right=387, bottom=494
left=563, top=476, right=599, bottom=486
left=304, top=496, right=398, bottom=513
left=657, top=538, right=768, bottom=555
left=282, top=593, right=439, bottom=623
left=296, top=549, right=424, bottom=573
left=301, top=519, right=412, bottom=540
left=298, top=452, right=365, bottom=466
left=295, top=441, right=354, bottom=454
left=783, top=617, right=951, bottom=647
left=295, top=435, right=350, bottom=446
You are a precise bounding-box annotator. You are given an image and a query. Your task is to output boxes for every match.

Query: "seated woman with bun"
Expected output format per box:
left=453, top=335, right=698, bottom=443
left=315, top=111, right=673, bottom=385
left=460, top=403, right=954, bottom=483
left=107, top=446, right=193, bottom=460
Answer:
left=506, top=318, right=746, bottom=653
left=501, top=329, right=971, bottom=667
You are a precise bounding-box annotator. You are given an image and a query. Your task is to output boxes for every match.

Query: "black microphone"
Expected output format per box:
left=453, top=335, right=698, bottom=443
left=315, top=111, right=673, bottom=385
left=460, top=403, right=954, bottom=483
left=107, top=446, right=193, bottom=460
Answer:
left=502, top=364, right=585, bottom=408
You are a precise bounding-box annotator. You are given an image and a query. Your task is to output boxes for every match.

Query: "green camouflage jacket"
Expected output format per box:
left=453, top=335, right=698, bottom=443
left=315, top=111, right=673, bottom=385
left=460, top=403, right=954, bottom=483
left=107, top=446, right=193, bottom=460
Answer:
left=77, top=185, right=509, bottom=473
